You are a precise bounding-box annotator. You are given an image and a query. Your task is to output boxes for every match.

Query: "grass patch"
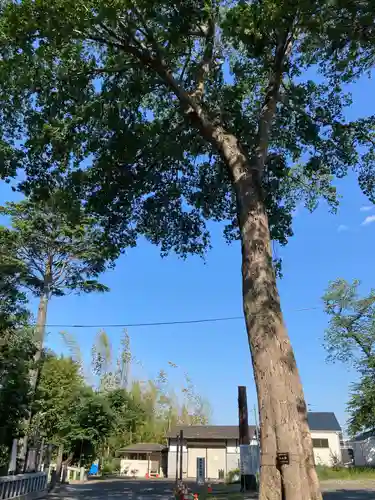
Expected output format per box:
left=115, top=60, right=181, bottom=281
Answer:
left=316, top=465, right=375, bottom=480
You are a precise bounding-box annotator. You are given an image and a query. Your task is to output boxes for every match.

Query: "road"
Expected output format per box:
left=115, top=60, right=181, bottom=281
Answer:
left=48, top=478, right=375, bottom=500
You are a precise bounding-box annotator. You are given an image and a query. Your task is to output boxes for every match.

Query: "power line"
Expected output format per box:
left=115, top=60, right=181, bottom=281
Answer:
left=41, top=306, right=320, bottom=329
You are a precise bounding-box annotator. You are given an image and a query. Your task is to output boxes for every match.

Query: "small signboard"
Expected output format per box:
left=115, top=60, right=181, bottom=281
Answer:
left=196, top=457, right=205, bottom=485
left=276, top=452, right=290, bottom=466
left=240, top=444, right=260, bottom=475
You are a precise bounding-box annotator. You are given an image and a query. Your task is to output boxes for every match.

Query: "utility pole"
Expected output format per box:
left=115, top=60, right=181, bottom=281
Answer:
left=238, top=386, right=256, bottom=491
left=179, top=429, right=184, bottom=481
left=175, top=433, right=180, bottom=486
left=253, top=405, right=259, bottom=441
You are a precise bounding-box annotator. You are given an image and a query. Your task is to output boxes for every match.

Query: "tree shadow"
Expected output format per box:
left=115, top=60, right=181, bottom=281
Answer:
left=323, top=490, right=375, bottom=499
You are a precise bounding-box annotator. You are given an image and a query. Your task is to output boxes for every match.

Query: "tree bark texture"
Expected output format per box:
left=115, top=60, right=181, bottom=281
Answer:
left=210, top=132, right=321, bottom=500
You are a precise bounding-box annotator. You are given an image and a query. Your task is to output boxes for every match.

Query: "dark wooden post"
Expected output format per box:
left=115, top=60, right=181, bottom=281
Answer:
left=179, top=429, right=184, bottom=481
left=175, top=433, right=180, bottom=486
left=238, top=386, right=256, bottom=491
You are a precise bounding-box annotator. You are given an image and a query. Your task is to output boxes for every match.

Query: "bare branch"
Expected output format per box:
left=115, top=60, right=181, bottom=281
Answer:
left=190, top=10, right=216, bottom=100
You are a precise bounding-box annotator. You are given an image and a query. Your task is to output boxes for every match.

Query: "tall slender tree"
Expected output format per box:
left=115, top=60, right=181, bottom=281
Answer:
left=0, top=196, right=114, bottom=384
left=1, top=1, right=375, bottom=497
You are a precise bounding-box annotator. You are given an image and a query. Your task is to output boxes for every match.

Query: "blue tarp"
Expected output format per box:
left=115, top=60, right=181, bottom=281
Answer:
left=88, top=463, right=99, bottom=475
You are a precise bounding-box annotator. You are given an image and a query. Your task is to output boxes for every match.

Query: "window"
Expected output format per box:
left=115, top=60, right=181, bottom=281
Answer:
left=312, top=438, right=329, bottom=448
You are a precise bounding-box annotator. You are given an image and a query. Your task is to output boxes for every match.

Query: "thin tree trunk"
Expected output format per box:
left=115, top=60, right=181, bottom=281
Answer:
left=30, top=291, right=49, bottom=389
left=20, top=291, right=50, bottom=470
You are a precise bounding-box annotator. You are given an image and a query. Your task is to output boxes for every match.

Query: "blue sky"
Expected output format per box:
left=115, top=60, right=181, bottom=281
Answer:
left=1, top=75, right=375, bottom=436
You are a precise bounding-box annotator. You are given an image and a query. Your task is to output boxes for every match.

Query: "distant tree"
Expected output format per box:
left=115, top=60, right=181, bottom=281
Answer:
left=105, top=388, right=145, bottom=454
left=0, top=327, right=35, bottom=470
left=0, top=243, right=35, bottom=472
left=323, top=278, right=375, bottom=436
left=0, top=196, right=114, bottom=386
left=322, top=278, right=375, bottom=369
left=347, top=374, right=375, bottom=436
left=34, top=353, right=113, bottom=463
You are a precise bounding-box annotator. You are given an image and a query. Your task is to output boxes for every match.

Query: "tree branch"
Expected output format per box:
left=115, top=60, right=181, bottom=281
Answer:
left=253, top=30, right=294, bottom=175
left=190, top=8, right=216, bottom=100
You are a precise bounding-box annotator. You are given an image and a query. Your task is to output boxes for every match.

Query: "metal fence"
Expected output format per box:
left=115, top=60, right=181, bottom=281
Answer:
left=0, top=472, right=47, bottom=500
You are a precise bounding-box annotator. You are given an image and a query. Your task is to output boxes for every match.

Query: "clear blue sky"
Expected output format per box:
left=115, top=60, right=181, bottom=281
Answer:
left=1, top=75, right=374, bottom=435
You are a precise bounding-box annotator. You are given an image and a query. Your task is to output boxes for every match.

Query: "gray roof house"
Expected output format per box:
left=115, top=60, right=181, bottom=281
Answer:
left=166, top=412, right=342, bottom=478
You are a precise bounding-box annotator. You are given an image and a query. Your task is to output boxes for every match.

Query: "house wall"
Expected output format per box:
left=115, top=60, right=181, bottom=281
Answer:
left=226, top=439, right=240, bottom=473
left=120, top=459, right=149, bottom=477
left=311, top=431, right=342, bottom=466
left=168, top=438, right=259, bottom=479
left=167, top=442, right=188, bottom=479
left=120, top=453, right=163, bottom=477
left=168, top=430, right=341, bottom=477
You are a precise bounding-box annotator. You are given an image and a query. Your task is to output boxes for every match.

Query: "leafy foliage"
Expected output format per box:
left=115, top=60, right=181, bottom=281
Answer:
left=0, top=327, right=35, bottom=469
left=32, top=332, right=211, bottom=463
left=33, top=353, right=114, bottom=462
left=0, top=0, right=368, bottom=257
left=323, top=278, right=375, bottom=436
left=323, top=278, right=375, bottom=368
left=0, top=196, right=114, bottom=299
left=0, top=228, right=28, bottom=329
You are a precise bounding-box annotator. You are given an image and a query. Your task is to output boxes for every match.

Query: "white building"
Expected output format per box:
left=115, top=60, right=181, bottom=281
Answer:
left=307, top=412, right=342, bottom=466
left=167, top=412, right=342, bottom=479
left=348, top=430, right=375, bottom=466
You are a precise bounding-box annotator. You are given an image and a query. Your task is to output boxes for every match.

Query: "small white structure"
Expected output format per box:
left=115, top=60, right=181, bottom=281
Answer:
left=116, top=443, right=167, bottom=478
left=349, top=431, right=375, bottom=466
left=308, top=412, right=342, bottom=466
left=167, top=425, right=259, bottom=480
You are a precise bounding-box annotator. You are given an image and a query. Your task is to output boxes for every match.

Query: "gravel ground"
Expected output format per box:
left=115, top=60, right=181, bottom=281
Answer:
left=321, top=480, right=375, bottom=499
left=48, top=478, right=375, bottom=500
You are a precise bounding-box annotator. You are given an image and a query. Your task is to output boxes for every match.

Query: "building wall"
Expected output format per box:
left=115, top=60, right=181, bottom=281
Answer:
left=226, top=439, right=240, bottom=473
left=168, top=438, right=260, bottom=479
left=311, top=431, right=342, bottom=466
left=167, top=442, right=188, bottom=479
left=168, top=431, right=341, bottom=477
left=207, top=447, right=226, bottom=479
left=187, top=447, right=206, bottom=479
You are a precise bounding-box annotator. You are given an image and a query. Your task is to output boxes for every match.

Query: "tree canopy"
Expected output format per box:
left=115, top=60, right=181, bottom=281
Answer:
left=0, top=0, right=370, bottom=254
left=323, top=278, right=375, bottom=436
left=0, top=197, right=114, bottom=299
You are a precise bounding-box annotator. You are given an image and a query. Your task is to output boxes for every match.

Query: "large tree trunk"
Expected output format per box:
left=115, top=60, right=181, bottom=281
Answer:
left=214, top=132, right=321, bottom=500
left=143, top=24, right=320, bottom=498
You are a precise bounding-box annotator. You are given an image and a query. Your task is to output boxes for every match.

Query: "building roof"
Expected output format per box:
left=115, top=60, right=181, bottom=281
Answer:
left=167, top=425, right=257, bottom=440
left=168, top=413, right=341, bottom=441
left=117, top=443, right=167, bottom=453
left=307, top=412, right=341, bottom=432
left=352, top=430, right=375, bottom=442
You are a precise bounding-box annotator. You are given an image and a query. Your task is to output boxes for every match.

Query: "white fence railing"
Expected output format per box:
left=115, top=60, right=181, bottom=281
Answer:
left=41, top=464, right=85, bottom=483
left=0, top=472, right=47, bottom=500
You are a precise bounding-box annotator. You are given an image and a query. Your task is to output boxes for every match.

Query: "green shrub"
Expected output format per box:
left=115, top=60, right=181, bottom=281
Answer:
left=226, top=468, right=240, bottom=484
left=316, top=465, right=375, bottom=480
left=102, top=458, right=121, bottom=475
